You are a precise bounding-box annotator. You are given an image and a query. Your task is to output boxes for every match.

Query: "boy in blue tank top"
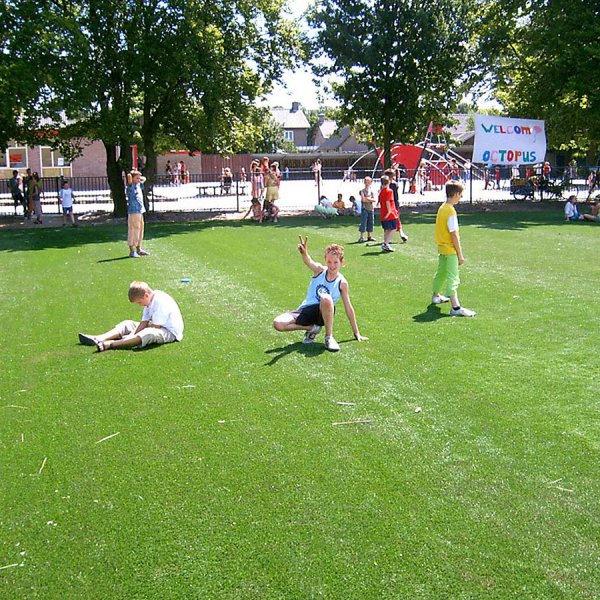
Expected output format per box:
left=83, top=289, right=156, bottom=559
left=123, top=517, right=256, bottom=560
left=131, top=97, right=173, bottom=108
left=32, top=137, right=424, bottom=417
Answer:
left=272, top=236, right=367, bottom=352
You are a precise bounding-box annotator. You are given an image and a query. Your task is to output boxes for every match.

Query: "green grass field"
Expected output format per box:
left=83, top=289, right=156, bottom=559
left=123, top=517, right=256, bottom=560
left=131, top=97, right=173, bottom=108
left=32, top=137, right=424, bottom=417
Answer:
left=1, top=211, right=599, bottom=598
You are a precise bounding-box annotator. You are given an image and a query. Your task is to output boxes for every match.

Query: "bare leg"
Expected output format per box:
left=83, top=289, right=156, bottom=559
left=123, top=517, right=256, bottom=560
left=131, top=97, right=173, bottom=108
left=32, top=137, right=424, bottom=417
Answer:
left=319, top=295, right=335, bottom=338
left=272, top=312, right=311, bottom=332
left=100, top=335, right=142, bottom=351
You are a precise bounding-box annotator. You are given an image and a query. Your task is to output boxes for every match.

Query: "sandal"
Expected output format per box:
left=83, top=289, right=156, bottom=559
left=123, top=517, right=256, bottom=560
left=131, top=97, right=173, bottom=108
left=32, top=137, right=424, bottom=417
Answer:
left=96, top=340, right=111, bottom=352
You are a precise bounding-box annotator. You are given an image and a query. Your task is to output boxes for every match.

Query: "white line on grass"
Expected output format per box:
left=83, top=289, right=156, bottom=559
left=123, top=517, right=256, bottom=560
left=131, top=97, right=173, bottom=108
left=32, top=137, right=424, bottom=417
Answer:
left=95, top=432, right=120, bottom=445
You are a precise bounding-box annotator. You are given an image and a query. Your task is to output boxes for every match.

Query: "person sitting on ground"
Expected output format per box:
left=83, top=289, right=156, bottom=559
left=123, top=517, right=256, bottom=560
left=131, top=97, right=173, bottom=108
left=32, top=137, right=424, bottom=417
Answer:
left=242, top=198, right=263, bottom=222
left=315, top=195, right=337, bottom=218
left=582, top=200, right=600, bottom=223
left=78, top=281, right=184, bottom=352
left=262, top=198, right=280, bottom=223
left=272, top=236, right=367, bottom=352
left=348, top=195, right=359, bottom=216
left=564, top=195, right=583, bottom=222
left=332, top=193, right=346, bottom=215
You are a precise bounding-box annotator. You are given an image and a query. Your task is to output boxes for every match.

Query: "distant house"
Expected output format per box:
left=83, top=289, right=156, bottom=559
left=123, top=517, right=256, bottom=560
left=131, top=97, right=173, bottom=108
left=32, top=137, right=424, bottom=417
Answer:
left=270, top=102, right=310, bottom=147
left=312, top=115, right=337, bottom=147
left=317, top=125, right=369, bottom=153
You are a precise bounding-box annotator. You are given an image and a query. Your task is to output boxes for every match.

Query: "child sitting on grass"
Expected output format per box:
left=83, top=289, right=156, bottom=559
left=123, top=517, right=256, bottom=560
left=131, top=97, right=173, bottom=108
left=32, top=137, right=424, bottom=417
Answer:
left=564, top=195, right=583, bottom=222
left=78, top=281, right=184, bottom=351
left=272, top=237, right=367, bottom=352
left=242, top=198, right=263, bottom=222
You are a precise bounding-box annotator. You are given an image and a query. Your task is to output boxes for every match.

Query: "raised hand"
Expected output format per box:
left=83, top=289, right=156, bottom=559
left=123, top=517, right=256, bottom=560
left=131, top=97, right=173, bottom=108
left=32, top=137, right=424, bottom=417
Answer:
left=297, top=235, right=308, bottom=254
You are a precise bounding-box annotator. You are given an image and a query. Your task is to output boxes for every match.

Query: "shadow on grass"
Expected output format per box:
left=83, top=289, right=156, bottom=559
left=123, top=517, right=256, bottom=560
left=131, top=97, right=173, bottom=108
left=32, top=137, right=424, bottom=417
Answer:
left=407, top=210, right=565, bottom=231
left=0, top=211, right=571, bottom=254
left=412, top=304, right=449, bottom=323
left=264, top=341, right=326, bottom=365
left=97, top=256, right=132, bottom=263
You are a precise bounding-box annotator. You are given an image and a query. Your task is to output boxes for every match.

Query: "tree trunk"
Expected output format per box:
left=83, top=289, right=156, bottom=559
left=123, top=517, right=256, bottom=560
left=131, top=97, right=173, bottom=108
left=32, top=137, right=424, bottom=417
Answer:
left=382, top=97, right=392, bottom=170
left=142, top=138, right=157, bottom=212
left=105, top=141, right=126, bottom=217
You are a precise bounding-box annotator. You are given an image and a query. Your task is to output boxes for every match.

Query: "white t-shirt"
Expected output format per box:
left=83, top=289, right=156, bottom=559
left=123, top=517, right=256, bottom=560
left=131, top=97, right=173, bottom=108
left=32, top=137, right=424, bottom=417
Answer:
left=142, top=290, right=184, bottom=341
left=447, top=214, right=459, bottom=233
left=59, top=188, right=73, bottom=208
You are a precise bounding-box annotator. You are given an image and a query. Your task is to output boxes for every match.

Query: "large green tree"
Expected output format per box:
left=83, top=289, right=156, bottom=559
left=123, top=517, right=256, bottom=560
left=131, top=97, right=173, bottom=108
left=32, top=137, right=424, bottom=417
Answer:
left=308, top=0, right=475, bottom=167
left=477, top=0, right=600, bottom=157
left=3, top=0, right=300, bottom=215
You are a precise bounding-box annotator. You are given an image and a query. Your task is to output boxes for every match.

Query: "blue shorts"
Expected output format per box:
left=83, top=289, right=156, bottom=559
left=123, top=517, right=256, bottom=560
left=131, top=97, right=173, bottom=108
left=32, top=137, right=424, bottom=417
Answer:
left=381, top=218, right=399, bottom=230
left=62, top=206, right=73, bottom=215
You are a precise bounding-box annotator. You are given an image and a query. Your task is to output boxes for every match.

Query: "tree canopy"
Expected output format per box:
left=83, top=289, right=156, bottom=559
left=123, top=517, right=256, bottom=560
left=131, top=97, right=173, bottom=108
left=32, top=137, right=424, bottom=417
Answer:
left=308, top=0, right=476, bottom=167
left=2, top=0, right=301, bottom=214
left=477, top=0, right=600, bottom=155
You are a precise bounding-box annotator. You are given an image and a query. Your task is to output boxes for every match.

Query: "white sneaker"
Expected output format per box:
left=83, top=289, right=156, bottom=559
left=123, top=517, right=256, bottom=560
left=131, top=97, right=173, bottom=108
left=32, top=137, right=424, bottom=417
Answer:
left=450, top=307, right=476, bottom=317
left=400, top=231, right=409, bottom=242
left=324, top=336, right=340, bottom=352
left=302, top=325, right=322, bottom=344
left=381, top=243, right=394, bottom=253
left=432, top=294, right=450, bottom=304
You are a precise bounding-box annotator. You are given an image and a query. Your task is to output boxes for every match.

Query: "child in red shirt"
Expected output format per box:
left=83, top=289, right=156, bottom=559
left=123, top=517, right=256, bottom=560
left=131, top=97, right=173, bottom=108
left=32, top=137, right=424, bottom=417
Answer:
left=378, top=175, right=399, bottom=252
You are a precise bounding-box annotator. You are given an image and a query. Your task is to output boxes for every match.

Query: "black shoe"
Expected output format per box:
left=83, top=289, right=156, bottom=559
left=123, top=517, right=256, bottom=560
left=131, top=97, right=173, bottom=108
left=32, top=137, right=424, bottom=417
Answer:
left=78, top=333, right=97, bottom=346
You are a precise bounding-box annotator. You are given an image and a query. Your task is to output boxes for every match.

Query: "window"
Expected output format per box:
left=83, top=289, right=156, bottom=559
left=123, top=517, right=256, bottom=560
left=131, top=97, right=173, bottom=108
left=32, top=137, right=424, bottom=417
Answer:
left=40, top=147, right=70, bottom=168
left=8, top=148, right=26, bottom=168
left=0, top=150, right=6, bottom=168
left=284, top=130, right=294, bottom=142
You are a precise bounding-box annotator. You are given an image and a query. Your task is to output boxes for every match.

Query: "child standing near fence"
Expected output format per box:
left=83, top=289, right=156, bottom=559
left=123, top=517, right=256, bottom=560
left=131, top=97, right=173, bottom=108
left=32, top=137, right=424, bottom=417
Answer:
left=126, top=170, right=149, bottom=258
left=358, top=176, right=376, bottom=242
left=58, top=180, right=77, bottom=227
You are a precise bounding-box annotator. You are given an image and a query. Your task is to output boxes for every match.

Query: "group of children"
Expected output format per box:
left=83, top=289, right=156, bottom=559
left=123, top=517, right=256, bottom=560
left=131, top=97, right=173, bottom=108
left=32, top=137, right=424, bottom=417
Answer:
left=244, top=157, right=281, bottom=223
left=564, top=195, right=600, bottom=223
left=81, top=179, right=475, bottom=356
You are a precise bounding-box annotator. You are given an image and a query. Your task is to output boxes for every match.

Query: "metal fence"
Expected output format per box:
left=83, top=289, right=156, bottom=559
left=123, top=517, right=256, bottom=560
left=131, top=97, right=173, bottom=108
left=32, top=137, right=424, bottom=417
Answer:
left=1, top=166, right=597, bottom=217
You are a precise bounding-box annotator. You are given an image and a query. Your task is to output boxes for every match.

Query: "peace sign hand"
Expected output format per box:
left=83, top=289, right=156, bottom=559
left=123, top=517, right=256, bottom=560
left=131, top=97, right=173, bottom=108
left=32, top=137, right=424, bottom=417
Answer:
left=298, top=235, right=308, bottom=255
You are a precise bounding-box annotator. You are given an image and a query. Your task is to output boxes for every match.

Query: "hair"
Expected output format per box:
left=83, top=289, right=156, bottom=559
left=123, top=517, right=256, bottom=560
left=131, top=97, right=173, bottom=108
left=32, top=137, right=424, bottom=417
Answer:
left=12, top=169, right=18, bottom=176
left=568, top=195, right=577, bottom=202
left=325, top=243, right=345, bottom=262
left=128, top=280, right=152, bottom=301
left=384, top=168, right=395, bottom=179
left=445, top=180, right=464, bottom=198
left=62, top=180, right=69, bottom=187
left=127, top=169, right=142, bottom=186
left=364, top=176, right=372, bottom=184
left=337, top=193, right=342, bottom=199
left=380, top=175, right=390, bottom=186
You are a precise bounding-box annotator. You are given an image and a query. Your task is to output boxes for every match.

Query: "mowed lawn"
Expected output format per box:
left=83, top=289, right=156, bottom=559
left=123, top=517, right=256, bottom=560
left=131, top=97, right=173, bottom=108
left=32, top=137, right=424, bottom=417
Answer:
left=1, top=211, right=599, bottom=599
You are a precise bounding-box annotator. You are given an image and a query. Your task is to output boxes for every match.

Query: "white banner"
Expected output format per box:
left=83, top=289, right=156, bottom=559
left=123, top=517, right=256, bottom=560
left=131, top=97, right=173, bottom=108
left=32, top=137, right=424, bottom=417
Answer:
left=472, top=114, right=546, bottom=165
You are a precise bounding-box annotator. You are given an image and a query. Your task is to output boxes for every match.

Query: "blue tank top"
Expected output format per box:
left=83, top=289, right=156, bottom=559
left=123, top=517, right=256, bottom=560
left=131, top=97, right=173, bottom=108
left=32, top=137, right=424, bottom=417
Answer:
left=299, top=269, right=346, bottom=309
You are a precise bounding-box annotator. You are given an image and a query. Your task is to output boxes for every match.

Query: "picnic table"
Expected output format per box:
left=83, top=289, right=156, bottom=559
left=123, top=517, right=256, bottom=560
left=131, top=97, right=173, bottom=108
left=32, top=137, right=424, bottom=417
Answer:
left=196, top=184, right=247, bottom=197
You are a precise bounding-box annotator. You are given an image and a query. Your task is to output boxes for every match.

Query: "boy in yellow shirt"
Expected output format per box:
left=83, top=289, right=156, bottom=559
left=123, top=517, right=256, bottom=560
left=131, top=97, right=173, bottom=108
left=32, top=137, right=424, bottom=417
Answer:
left=431, top=181, right=476, bottom=317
